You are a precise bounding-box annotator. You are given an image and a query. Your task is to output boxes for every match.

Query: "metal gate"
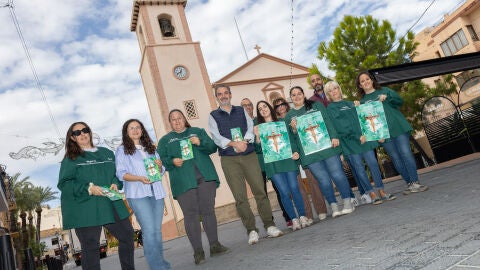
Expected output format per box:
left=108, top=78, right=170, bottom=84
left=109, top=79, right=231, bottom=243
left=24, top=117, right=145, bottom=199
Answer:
left=421, top=96, right=477, bottom=163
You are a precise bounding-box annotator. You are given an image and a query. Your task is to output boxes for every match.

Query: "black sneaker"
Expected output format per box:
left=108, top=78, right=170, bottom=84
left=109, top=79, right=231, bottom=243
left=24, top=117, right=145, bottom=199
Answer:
left=194, top=250, right=205, bottom=265
left=210, top=242, right=230, bottom=257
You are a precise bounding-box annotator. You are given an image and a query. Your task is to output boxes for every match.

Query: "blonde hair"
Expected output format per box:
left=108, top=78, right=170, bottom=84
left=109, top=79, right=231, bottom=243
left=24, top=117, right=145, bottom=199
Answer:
left=324, top=81, right=343, bottom=101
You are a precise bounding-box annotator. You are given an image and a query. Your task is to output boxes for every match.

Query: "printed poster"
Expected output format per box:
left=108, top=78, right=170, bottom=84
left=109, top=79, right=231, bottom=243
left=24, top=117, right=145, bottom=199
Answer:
left=180, top=139, right=194, bottom=160
left=296, top=111, right=331, bottom=155
left=230, top=127, right=244, bottom=142
left=101, top=186, right=123, bottom=201
left=356, top=101, right=390, bottom=141
left=258, top=122, right=293, bottom=163
left=143, top=157, right=162, bottom=182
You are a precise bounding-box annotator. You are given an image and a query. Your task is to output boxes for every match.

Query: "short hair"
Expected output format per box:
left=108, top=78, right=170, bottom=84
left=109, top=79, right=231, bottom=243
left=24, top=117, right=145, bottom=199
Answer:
left=241, top=98, right=252, bottom=104
left=308, top=73, right=322, bottom=85
left=214, top=84, right=231, bottom=96
left=324, top=81, right=343, bottom=101
left=272, top=97, right=290, bottom=113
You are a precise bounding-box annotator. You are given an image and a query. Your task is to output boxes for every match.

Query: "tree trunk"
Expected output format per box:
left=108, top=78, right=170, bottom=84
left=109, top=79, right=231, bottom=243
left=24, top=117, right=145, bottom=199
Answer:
left=20, top=211, right=28, bottom=249
left=35, top=207, right=42, bottom=244
left=28, top=211, right=34, bottom=243
left=9, top=210, right=18, bottom=232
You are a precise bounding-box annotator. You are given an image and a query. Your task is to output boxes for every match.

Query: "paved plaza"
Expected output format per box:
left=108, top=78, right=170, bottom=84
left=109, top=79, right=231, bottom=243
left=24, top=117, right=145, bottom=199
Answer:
left=71, top=154, right=480, bottom=270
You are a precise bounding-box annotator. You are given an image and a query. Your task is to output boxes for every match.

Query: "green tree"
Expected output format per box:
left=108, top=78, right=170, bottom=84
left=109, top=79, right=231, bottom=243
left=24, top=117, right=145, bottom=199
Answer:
left=317, top=15, right=457, bottom=130
left=33, top=186, right=58, bottom=243
left=318, top=15, right=417, bottom=96
left=10, top=173, right=35, bottom=249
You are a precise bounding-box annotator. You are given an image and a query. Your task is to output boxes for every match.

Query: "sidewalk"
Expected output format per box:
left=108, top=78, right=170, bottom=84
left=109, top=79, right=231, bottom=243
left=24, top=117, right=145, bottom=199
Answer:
left=160, top=153, right=480, bottom=269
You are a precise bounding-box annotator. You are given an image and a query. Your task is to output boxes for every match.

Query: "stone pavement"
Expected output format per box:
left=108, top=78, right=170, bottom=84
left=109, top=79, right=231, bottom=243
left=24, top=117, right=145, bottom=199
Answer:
left=75, top=153, right=480, bottom=270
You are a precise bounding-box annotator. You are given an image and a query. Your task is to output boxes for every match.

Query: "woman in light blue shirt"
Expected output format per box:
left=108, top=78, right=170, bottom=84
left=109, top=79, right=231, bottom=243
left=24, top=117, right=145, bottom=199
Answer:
left=115, top=119, right=170, bottom=270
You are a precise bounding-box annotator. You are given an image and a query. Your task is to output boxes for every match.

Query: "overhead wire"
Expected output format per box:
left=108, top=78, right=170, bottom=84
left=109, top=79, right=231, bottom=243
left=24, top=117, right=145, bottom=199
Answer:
left=4, top=0, right=62, bottom=138
left=390, top=0, right=436, bottom=51
left=289, top=0, right=294, bottom=89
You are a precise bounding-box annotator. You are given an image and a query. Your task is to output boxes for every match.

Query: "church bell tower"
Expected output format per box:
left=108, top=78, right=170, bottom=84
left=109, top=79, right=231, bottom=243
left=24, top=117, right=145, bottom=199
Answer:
left=130, top=0, right=216, bottom=136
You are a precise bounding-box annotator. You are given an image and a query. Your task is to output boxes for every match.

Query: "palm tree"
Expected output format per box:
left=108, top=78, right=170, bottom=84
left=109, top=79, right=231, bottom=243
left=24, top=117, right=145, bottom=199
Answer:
left=10, top=173, right=34, bottom=248
left=33, top=186, right=58, bottom=243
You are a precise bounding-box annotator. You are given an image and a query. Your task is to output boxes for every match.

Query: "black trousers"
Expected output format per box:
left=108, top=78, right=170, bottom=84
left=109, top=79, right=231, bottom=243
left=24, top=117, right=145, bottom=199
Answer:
left=75, top=210, right=134, bottom=270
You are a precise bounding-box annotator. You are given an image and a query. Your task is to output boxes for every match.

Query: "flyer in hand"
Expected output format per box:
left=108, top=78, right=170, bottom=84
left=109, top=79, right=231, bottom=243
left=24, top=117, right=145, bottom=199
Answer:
left=143, top=157, right=162, bottom=182
left=230, top=127, right=244, bottom=142
left=101, top=186, right=123, bottom=201
left=356, top=101, right=390, bottom=141
left=296, top=111, right=331, bottom=155
left=180, top=139, right=194, bottom=160
left=258, top=122, right=292, bottom=163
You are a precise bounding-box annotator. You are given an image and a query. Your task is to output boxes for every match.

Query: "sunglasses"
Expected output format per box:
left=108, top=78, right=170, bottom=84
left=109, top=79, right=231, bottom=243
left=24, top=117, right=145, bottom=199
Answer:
left=274, top=102, right=288, bottom=110
left=72, top=127, right=90, bottom=137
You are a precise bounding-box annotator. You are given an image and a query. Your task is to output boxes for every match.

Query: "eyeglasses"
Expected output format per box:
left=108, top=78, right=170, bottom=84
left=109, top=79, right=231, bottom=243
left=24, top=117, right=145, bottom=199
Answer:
left=72, top=127, right=90, bottom=137
left=274, top=102, right=288, bottom=110
left=128, top=126, right=142, bottom=131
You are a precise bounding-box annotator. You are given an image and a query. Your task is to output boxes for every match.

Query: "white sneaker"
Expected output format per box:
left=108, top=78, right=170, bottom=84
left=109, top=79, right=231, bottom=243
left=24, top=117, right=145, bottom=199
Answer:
left=266, top=226, right=283, bottom=237
left=291, top=218, right=301, bottom=231
left=248, top=230, right=259, bottom=245
left=318, top=213, right=327, bottom=221
left=361, top=193, right=372, bottom=204
left=351, top=197, right=359, bottom=207
left=341, top=199, right=355, bottom=215
left=331, top=203, right=342, bottom=218
left=299, top=216, right=311, bottom=228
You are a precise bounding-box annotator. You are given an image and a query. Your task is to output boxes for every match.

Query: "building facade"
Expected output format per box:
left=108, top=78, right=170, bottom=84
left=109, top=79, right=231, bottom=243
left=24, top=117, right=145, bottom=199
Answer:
left=414, top=0, right=480, bottom=106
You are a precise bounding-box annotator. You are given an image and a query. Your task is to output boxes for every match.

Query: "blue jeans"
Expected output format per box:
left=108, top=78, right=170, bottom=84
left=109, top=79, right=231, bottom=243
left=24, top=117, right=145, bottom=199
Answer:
left=270, top=171, right=306, bottom=219
left=347, top=159, right=365, bottom=196
left=381, top=132, right=418, bottom=184
left=348, top=150, right=384, bottom=194
left=128, top=196, right=171, bottom=270
left=307, top=155, right=352, bottom=203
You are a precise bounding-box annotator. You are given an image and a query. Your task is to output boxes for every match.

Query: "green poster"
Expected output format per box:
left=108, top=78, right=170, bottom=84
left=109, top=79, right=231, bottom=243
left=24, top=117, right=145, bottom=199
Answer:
left=356, top=101, right=390, bottom=141
left=101, top=186, right=123, bottom=201
left=143, top=157, right=162, bottom=182
left=180, top=139, right=194, bottom=160
left=296, top=111, right=331, bottom=155
left=230, top=127, right=244, bottom=142
left=259, top=122, right=293, bottom=163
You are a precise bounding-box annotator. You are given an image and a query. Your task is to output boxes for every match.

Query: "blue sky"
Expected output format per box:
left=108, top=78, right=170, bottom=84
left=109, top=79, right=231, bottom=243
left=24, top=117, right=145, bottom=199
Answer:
left=0, top=0, right=464, bottom=206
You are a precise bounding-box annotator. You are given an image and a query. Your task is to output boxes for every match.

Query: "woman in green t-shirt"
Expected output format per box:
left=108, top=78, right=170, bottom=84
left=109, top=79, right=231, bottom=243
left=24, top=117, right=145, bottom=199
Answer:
left=355, top=71, right=428, bottom=194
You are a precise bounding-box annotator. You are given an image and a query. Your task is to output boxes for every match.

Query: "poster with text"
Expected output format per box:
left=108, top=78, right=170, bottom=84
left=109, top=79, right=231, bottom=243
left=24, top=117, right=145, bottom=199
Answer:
left=259, top=122, right=293, bottom=163
left=296, top=111, right=331, bottom=155
left=356, top=101, right=390, bottom=141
